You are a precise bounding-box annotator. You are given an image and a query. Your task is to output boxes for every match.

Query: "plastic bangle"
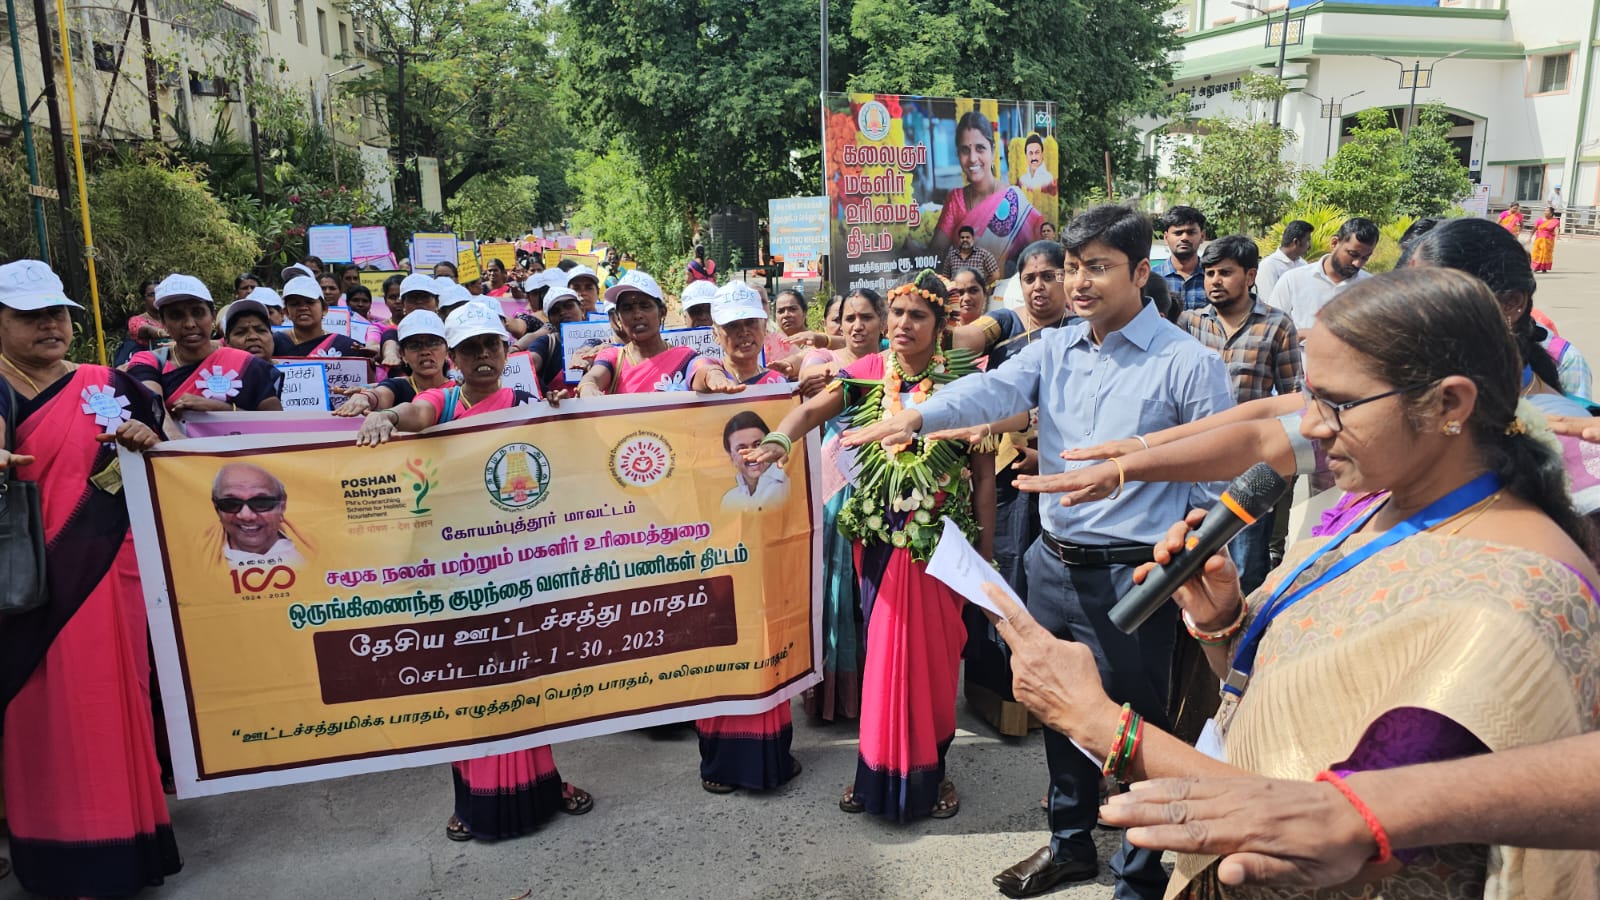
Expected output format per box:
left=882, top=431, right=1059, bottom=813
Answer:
left=1108, top=458, right=1127, bottom=501
left=1134, top=434, right=1151, bottom=450
left=1115, top=714, right=1144, bottom=781
left=1184, top=597, right=1249, bottom=646
left=384, top=409, right=401, bottom=426
left=1102, top=703, right=1133, bottom=777
left=760, top=432, right=793, bottom=455
left=1314, top=770, right=1393, bottom=864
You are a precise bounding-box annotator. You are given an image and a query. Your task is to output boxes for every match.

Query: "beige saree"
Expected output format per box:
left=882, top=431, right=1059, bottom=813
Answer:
left=1169, top=532, right=1600, bottom=899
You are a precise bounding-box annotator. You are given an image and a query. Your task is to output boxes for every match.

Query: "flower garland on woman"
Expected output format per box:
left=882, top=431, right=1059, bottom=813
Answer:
left=743, top=269, right=995, bottom=822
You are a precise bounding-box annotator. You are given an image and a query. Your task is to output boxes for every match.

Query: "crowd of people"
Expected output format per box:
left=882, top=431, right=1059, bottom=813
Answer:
left=1, top=196, right=1598, bottom=899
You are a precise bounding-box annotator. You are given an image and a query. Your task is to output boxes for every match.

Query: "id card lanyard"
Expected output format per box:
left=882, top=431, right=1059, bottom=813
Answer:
left=1215, top=472, right=1501, bottom=732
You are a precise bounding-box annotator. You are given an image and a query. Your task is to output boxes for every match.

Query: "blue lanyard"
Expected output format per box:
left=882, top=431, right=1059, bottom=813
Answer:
left=1223, top=472, right=1501, bottom=697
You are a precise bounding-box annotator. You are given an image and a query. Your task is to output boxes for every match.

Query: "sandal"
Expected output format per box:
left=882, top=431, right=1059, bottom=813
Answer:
left=930, top=779, right=960, bottom=819
left=561, top=782, right=594, bottom=815
left=839, top=785, right=865, bottom=814
left=701, top=779, right=737, bottom=794
left=788, top=758, right=803, bottom=782
left=444, top=815, right=472, bottom=842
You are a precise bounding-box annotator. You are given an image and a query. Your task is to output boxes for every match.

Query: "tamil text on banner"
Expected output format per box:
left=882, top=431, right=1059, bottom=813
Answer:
left=823, top=93, right=1058, bottom=295
left=768, top=196, right=830, bottom=278
left=125, top=388, right=820, bottom=796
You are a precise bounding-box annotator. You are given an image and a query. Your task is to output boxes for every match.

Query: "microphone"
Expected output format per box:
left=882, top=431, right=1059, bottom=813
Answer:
left=1109, top=462, right=1289, bottom=634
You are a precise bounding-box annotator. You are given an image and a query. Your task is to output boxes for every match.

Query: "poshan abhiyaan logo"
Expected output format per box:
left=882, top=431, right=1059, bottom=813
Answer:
left=483, top=443, right=552, bottom=512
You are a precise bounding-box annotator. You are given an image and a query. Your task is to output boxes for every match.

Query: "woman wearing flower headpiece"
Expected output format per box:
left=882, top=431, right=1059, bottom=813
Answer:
left=744, top=269, right=995, bottom=821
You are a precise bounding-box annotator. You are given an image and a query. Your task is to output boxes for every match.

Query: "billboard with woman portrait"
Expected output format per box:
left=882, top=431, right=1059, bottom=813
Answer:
left=823, top=93, right=1058, bottom=295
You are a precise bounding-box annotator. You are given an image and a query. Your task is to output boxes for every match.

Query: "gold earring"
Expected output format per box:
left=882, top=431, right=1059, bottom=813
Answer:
left=1442, top=420, right=1463, bottom=436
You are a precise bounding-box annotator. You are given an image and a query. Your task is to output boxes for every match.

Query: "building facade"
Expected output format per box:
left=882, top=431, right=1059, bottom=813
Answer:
left=1144, top=0, right=1600, bottom=209
left=1, top=0, right=388, bottom=187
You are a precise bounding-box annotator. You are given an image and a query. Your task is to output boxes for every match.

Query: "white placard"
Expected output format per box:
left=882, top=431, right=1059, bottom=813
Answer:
left=321, top=306, right=352, bottom=337
left=272, top=360, right=332, bottom=410
left=307, top=224, right=353, bottom=263
left=410, top=232, right=459, bottom=267
left=560, top=320, right=620, bottom=383
left=349, top=225, right=390, bottom=261
left=662, top=326, right=723, bottom=362
left=501, top=351, right=542, bottom=398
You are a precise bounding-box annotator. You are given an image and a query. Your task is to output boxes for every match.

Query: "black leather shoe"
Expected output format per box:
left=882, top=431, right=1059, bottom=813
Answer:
left=993, top=846, right=1098, bottom=898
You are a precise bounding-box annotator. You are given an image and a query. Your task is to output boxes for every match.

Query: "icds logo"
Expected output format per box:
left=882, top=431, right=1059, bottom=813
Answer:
left=857, top=100, right=891, bottom=142
left=230, top=565, right=296, bottom=594
left=404, top=456, right=438, bottom=515
left=610, top=431, right=674, bottom=488
left=484, top=443, right=552, bottom=512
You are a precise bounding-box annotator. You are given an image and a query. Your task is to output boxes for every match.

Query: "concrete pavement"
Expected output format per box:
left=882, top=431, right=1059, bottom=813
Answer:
left=5, top=237, right=1600, bottom=900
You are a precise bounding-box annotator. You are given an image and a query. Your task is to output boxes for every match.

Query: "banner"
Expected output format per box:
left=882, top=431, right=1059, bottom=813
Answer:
left=186, top=409, right=360, bottom=438
left=126, top=388, right=820, bottom=797
left=557, top=325, right=727, bottom=385
left=768, top=196, right=829, bottom=278
left=823, top=93, right=1058, bottom=295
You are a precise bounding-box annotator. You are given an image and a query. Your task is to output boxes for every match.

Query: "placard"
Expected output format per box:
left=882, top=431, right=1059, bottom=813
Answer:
left=358, top=270, right=405, bottom=298
left=350, top=226, right=391, bottom=262
left=559, top=320, right=620, bottom=383
left=662, top=326, right=724, bottom=363
left=543, top=250, right=563, bottom=270
left=411, top=232, right=459, bottom=268
left=481, top=242, right=517, bottom=271
left=307, top=224, right=354, bottom=263
left=768, top=196, right=830, bottom=278
left=501, top=351, right=541, bottom=398
left=271, top=361, right=333, bottom=411
left=124, top=387, right=820, bottom=797
left=321, top=307, right=352, bottom=337
left=456, top=246, right=482, bottom=284
left=279, top=356, right=370, bottom=410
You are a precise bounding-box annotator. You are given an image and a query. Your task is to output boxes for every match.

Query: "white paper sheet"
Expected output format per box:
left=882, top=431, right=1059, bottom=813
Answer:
left=926, top=516, right=1018, bottom=618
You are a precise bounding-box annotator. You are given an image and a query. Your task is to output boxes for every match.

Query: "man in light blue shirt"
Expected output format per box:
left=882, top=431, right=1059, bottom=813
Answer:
left=848, top=205, right=1232, bottom=899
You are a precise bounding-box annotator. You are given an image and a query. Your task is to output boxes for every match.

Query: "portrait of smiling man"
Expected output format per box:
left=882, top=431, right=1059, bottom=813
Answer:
left=208, top=463, right=304, bottom=566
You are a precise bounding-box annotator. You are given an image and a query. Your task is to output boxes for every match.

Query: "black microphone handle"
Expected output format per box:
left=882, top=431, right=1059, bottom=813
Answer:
left=1108, top=501, right=1251, bottom=634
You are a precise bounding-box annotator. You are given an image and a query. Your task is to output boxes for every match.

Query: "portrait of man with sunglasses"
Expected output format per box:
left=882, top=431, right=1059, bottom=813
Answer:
left=211, top=463, right=301, bottom=566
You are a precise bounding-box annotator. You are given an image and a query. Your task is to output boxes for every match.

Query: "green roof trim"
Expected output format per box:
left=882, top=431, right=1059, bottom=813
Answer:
left=1310, top=34, right=1525, bottom=59
left=1485, top=158, right=1563, bottom=166
left=1525, top=43, right=1579, bottom=56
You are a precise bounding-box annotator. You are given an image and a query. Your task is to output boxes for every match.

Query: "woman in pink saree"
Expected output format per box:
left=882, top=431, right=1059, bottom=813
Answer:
left=0, top=260, right=178, bottom=895
left=927, top=111, right=1045, bottom=275
left=357, top=302, right=592, bottom=841
left=575, top=271, right=742, bottom=397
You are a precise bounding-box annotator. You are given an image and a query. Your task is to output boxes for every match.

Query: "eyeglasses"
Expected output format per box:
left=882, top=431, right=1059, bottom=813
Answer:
left=1062, top=262, right=1129, bottom=281
left=213, top=495, right=284, bottom=514
left=1304, top=380, right=1436, bottom=433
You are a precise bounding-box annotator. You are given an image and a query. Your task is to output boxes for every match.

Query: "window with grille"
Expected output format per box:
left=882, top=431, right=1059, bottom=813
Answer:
left=317, top=8, right=328, bottom=55
left=1538, top=54, right=1571, bottom=93
left=1516, top=165, right=1545, bottom=202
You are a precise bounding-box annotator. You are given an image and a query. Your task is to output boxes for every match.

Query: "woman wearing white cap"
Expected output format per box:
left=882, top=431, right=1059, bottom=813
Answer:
left=514, top=286, right=588, bottom=395
left=575, top=271, right=741, bottom=396
left=565, top=265, right=601, bottom=315
left=353, top=303, right=595, bottom=841
left=709, top=282, right=790, bottom=387
left=680, top=279, right=718, bottom=328
left=334, top=311, right=455, bottom=416
left=127, top=273, right=283, bottom=434
left=378, top=273, right=444, bottom=367
left=274, top=275, right=364, bottom=359
left=220, top=296, right=277, bottom=362
left=0, top=260, right=179, bottom=896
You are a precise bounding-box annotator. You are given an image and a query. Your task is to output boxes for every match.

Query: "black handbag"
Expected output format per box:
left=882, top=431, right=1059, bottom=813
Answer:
left=0, top=379, right=48, bottom=614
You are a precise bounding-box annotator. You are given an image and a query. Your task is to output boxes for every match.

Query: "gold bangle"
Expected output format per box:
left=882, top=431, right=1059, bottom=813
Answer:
left=1108, top=458, right=1126, bottom=500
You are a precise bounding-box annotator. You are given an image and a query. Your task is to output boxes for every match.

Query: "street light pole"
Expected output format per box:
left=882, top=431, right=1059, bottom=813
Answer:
left=324, top=62, right=365, bottom=187
left=1303, top=89, right=1365, bottom=160
left=1232, top=0, right=1291, bottom=125
left=1378, top=50, right=1464, bottom=146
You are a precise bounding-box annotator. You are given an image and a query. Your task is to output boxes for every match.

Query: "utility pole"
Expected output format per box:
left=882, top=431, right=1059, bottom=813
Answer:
left=242, top=57, right=267, bottom=202
left=395, top=45, right=408, bottom=202
left=5, top=0, right=50, bottom=259
left=135, top=0, right=160, bottom=140
left=31, top=0, right=81, bottom=293
left=1378, top=50, right=1465, bottom=147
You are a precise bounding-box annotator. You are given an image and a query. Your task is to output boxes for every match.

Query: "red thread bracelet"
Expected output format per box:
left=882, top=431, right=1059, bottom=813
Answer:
left=1315, top=770, right=1392, bottom=864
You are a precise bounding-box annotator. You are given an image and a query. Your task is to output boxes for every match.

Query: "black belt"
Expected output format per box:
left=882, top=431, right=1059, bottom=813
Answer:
left=1041, top=533, right=1155, bottom=568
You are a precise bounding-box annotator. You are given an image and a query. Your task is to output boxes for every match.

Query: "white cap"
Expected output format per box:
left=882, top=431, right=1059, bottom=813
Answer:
left=438, top=281, right=474, bottom=309
left=710, top=281, right=767, bottom=326
left=603, top=269, right=664, bottom=305
left=544, top=286, right=581, bottom=312
left=219, top=299, right=271, bottom=334
left=523, top=269, right=569, bottom=293
left=443, top=302, right=508, bottom=348
left=680, top=279, right=718, bottom=310
left=399, top=273, right=440, bottom=297
left=282, top=275, right=322, bottom=301
left=396, top=309, right=446, bottom=343
left=0, top=260, right=82, bottom=311
left=597, top=300, right=617, bottom=315
left=247, top=286, right=283, bottom=308
left=566, top=264, right=599, bottom=286
left=280, top=263, right=315, bottom=283
left=153, top=273, right=213, bottom=309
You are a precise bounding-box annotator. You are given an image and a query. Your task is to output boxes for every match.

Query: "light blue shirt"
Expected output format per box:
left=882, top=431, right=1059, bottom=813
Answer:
left=918, top=301, right=1235, bottom=544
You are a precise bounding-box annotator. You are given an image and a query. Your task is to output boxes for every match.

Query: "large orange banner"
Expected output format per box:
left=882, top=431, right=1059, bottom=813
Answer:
left=124, top=387, right=819, bottom=796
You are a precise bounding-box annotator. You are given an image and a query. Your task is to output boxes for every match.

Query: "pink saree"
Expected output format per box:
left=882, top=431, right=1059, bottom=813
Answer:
left=936, top=184, right=1044, bottom=270
left=1, top=365, right=180, bottom=895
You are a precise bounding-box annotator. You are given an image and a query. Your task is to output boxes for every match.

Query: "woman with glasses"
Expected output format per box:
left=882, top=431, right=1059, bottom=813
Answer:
left=0, top=261, right=178, bottom=897
left=991, top=266, right=1600, bottom=897
left=333, top=311, right=454, bottom=416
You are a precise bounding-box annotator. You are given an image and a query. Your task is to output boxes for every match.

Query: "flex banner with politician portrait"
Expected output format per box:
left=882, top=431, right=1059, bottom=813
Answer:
left=123, top=386, right=820, bottom=797
left=823, top=93, right=1059, bottom=295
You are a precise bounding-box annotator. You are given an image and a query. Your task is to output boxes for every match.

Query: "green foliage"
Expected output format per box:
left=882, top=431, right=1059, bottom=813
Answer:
left=1169, top=118, right=1298, bottom=236
left=339, top=0, right=572, bottom=219
left=89, top=150, right=259, bottom=329
left=0, top=142, right=52, bottom=263
left=447, top=174, right=541, bottom=240
left=1398, top=104, right=1472, bottom=217
left=1255, top=201, right=1348, bottom=260
left=1300, top=108, right=1404, bottom=223
left=568, top=145, right=691, bottom=294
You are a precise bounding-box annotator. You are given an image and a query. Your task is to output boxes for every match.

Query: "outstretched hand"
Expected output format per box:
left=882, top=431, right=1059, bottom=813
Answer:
left=1014, top=460, right=1121, bottom=505
left=1060, top=437, right=1144, bottom=461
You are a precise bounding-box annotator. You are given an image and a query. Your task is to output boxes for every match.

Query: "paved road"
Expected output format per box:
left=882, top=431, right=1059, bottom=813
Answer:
left=5, top=238, right=1598, bottom=900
